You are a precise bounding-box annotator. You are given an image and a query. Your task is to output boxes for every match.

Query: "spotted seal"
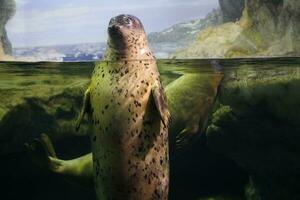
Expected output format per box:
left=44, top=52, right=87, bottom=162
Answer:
left=25, top=17, right=224, bottom=199
left=26, top=71, right=223, bottom=194
left=75, top=14, right=170, bottom=200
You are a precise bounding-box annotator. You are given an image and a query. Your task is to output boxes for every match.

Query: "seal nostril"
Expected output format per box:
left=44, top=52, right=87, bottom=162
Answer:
left=109, top=25, right=119, bottom=31
left=108, top=25, right=122, bottom=37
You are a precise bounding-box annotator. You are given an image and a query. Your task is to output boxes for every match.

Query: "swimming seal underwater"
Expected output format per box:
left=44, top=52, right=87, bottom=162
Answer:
left=78, top=14, right=170, bottom=200
left=25, top=16, right=223, bottom=199
left=26, top=71, right=223, bottom=193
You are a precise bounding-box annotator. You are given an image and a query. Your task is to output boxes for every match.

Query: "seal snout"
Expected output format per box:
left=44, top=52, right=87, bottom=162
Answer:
left=108, top=24, right=121, bottom=36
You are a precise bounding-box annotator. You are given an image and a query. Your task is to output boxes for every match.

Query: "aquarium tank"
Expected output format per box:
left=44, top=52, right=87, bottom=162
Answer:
left=0, top=0, right=300, bottom=200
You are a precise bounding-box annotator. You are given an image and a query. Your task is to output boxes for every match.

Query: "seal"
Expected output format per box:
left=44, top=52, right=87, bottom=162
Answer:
left=26, top=71, right=223, bottom=192
left=167, top=72, right=223, bottom=158
left=76, top=14, right=171, bottom=200
left=25, top=19, right=223, bottom=198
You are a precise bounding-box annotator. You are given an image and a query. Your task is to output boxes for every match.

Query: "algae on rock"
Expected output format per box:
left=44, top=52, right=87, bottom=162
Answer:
left=174, top=0, right=300, bottom=58
left=206, top=62, right=300, bottom=199
left=0, top=62, right=93, bottom=155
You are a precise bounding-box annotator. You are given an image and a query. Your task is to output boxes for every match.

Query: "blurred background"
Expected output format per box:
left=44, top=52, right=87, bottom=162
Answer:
left=1, top=0, right=299, bottom=61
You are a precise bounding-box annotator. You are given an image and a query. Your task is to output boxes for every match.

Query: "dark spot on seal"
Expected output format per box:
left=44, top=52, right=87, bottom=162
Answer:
left=134, top=100, right=142, bottom=107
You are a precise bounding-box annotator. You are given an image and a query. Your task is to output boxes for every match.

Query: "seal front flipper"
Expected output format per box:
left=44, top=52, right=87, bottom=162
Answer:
left=40, top=133, right=57, bottom=158
left=175, top=127, right=197, bottom=150
left=176, top=129, right=187, bottom=150
left=76, top=87, right=91, bottom=131
left=152, top=82, right=171, bottom=127
left=25, top=133, right=58, bottom=171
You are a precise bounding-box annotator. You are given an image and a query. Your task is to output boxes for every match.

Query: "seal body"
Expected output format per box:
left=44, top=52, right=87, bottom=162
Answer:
left=166, top=72, right=223, bottom=157
left=90, top=60, right=169, bottom=200
left=77, top=14, right=170, bottom=200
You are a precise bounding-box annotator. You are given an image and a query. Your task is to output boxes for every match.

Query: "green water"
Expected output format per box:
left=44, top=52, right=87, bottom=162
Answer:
left=0, top=57, right=300, bottom=200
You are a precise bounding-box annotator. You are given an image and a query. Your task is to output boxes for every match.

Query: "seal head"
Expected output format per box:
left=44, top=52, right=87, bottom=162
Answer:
left=105, top=14, right=154, bottom=60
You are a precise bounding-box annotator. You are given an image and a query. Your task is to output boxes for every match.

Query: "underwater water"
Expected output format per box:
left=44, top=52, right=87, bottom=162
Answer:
left=0, top=57, right=300, bottom=200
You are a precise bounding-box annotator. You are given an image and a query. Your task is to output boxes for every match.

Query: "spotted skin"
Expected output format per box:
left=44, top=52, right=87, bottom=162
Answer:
left=77, top=14, right=170, bottom=200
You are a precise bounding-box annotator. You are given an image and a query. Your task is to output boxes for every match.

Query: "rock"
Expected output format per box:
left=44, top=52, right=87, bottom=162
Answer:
left=149, top=8, right=223, bottom=46
left=0, top=0, right=15, bottom=59
left=174, top=23, right=248, bottom=58
left=206, top=61, right=300, bottom=199
left=174, top=0, right=300, bottom=58
left=149, top=8, right=223, bottom=58
left=219, top=0, right=245, bottom=22
left=0, top=62, right=93, bottom=155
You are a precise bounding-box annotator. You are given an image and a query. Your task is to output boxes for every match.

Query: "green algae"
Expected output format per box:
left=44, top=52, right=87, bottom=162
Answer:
left=1, top=59, right=300, bottom=200
left=206, top=63, right=300, bottom=200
